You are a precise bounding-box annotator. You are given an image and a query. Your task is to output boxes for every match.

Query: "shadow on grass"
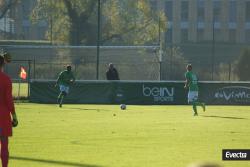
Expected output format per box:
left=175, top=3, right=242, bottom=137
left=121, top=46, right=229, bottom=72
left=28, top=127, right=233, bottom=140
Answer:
left=67, top=107, right=110, bottom=112
left=10, top=156, right=103, bottom=167
left=200, top=115, right=247, bottom=120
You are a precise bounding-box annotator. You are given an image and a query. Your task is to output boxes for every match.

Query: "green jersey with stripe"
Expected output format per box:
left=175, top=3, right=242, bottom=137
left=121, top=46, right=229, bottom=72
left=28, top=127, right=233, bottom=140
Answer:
left=185, top=71, right=199, bottom=91
left=57, top=70, right=75, bottom=86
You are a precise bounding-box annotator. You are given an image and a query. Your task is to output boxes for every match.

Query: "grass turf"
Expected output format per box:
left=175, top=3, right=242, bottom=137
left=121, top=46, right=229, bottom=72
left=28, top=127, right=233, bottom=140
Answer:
left=9, top=104, right=250, bottom=167
left=12, top=83, right=28, bottom=98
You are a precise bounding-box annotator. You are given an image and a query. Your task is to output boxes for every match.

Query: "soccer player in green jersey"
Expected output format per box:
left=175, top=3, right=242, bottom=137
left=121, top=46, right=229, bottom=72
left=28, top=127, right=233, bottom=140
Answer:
left=55, top=65, right=75, bottom=107
left=184, top=64, right=205, bottom=116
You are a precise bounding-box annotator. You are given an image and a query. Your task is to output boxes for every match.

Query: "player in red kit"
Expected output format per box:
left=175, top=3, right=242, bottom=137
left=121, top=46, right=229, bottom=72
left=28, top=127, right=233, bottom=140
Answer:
left=0, top=53, right=18, bottom=167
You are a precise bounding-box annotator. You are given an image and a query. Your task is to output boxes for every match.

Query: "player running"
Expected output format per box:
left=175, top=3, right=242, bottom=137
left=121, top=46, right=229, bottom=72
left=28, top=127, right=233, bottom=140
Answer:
left=0, top=53, right=18, bottom=167
left=184, top=64, right=206, bottom=116
left=55, top=65, right=75, bottom=108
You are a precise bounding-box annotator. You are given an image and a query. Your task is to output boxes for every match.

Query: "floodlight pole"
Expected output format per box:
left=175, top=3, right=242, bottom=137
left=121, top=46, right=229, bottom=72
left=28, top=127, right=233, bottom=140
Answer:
left=50, top=0, right=53, bottom=45
left=50, top=17, right=53, bottom=45
left=158, top=1, right=163, bottom=81
left=158, top=13, right=162, bottom=81
left=211, top=11, right=215, bottom=80
left=159, top=49, right=163, bottom=81
left=96, top=0, right=101, bottom=80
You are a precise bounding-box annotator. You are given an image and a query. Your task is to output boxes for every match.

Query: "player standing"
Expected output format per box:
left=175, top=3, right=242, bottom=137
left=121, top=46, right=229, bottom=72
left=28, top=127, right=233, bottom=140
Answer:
left=0, top=53, right=18, bottom=167
left=184, top=64, right=206, bottom=116
left=55, top=65, right=75, bottom=108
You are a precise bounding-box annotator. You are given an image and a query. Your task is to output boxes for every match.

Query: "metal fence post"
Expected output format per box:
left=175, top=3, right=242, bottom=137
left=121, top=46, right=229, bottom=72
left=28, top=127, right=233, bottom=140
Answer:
left=28, top=60, right=31, bottom=98
left=228, top=62, right=231, bottom=81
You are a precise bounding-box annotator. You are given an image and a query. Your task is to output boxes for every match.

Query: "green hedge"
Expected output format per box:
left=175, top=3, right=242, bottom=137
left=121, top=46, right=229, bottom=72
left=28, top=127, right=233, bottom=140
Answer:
left=0, top=40, right=51, bottom=46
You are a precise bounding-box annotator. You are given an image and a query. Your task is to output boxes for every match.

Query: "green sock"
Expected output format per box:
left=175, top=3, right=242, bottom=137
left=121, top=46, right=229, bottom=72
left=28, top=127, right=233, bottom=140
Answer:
left=192, top=102, right=197, bottom=114
left=60, top=95, right=64, bottom=105
left=196, top=102, right=204, bottom=106
left=195, top=102, right=205, bottom=109
left=58, top=92, right=63, bottom=99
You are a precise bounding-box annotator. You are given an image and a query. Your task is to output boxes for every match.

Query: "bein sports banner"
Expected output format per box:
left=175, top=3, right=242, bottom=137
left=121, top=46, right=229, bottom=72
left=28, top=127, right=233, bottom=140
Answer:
left=30, top=81, right=250, bottom=105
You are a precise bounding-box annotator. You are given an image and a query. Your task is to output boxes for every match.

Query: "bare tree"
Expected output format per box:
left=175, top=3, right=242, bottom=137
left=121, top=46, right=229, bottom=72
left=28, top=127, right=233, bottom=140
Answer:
left=0, top=0, right=18, bottom=19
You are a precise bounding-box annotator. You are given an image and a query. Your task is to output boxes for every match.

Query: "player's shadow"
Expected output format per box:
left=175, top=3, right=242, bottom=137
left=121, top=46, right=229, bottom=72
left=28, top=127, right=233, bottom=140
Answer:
left=200, top=115, right=247, bottom=120
left=10, top=156, right=103, bottom=167
left=67, top=107, right=110, bottom=112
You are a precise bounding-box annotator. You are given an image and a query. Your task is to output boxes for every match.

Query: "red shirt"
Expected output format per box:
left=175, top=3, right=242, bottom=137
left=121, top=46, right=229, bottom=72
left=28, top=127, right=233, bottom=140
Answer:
left=0, top=71, right=15, bottom=136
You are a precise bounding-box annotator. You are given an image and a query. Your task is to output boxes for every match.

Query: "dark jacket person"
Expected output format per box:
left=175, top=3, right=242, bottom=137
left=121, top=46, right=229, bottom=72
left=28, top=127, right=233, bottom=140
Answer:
left=106, top=63, right=120, bottom=80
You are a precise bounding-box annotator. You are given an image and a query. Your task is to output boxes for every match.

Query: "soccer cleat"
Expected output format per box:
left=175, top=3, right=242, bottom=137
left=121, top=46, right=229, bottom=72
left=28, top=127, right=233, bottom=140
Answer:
left=202, top=103, right=206, bottom=112
left=193, top=112, right=198, bottom=116
left=59, top=97, right=63, bottom=108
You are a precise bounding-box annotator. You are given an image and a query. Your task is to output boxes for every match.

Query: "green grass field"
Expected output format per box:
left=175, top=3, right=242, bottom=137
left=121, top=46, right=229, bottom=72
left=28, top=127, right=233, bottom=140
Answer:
left=12, top=83, right=28, bottom=98
left=9, top=104, right=250, bottom=167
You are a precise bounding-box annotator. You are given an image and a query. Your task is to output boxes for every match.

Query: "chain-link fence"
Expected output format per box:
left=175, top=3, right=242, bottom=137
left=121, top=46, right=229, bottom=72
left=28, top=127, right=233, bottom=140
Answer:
left=162, top=43, right=243, bottom=81
left=3, top=45, right=161, bottom=81
left=1, top=0, right=249, bottom=82
left=1, top=43, right=244, bottom=81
